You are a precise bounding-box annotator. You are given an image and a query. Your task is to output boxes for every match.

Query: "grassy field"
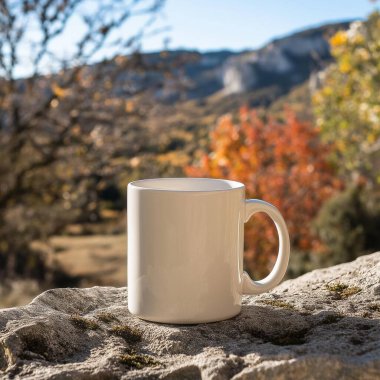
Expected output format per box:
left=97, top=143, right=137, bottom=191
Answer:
left=0, top=234, right=127, bottom=308
left=50, top=234, right=127, bottom=287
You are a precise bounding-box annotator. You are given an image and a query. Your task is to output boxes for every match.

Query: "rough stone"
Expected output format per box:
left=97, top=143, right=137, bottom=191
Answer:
left=0, top=252, right=379, bottom=379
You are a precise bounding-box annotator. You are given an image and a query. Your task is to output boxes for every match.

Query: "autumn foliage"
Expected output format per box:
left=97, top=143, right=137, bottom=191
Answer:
left=186, top=107, right=343, bottom=277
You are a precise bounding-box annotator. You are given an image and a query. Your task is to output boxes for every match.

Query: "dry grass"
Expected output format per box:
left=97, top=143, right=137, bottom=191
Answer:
left=50, top=234, right=127, bottom=287
left=0, top=280, right=42, bottom=308
left=1, top=234, right=127, bottom=308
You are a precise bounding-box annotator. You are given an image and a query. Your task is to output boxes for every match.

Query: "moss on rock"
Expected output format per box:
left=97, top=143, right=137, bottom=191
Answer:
left=258, top=299, right=295, bottom=310
left=110, top=325, right=141, bottom=343
left=325, top=282, right=361, bottom=299
left=69, top=315, right=99, bottom=330
left=96, top=312, right=118, bottom=323
left=118, top=353, right=158, bottom=369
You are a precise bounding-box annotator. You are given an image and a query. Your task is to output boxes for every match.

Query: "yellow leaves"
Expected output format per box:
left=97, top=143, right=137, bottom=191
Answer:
left=340, top=120, right=349, bottom=130
left=367, top=133, right=377, bottom=144
left=322, top=86, right=333, bottom=96
left=157, top=151, right=189, bottom=167
left=351, top=33, right=365, bottom=45
left=51, top=83, right=68, bottom=98
left=355, top=47, right=370, bottom=61
left=338, top=56, right=352, bottom=73
left=359, top=102, right=369, bottom=115
left=342, top=84, right=352, bottom=98
left=313, top=12, right=380, bottom=182
left=336, top=140, right=346, bottom=152
left=330, top=31, right=348, bottom=47
left=125, top=100, right=135, bottom=113
left=50, top=83, right=70, bottom=108
left=100, top=209, right=120, bottom=219
left=312, top=92, right=322, bottom=106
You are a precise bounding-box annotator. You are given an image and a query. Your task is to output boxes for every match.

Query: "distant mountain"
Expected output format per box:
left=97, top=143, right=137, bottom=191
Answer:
left=128, top=20, right=352, bottom=103
left=14, top=20, right=352, bottom=109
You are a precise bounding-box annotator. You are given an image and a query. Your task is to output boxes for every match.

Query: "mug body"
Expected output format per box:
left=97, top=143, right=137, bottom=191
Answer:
left=127, top=178, right=245, bottom=324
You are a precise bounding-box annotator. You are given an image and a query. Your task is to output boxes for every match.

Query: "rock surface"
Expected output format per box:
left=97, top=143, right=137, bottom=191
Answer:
left=1, top=253, right=379, bottom=380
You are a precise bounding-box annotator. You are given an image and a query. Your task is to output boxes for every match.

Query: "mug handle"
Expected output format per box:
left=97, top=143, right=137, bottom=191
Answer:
left=242, top=199, right=290, bottom=294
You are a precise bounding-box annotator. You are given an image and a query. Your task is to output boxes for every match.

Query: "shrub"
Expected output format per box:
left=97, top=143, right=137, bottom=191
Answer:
left=313, top=12, right=380, bottom=184
left=187, top=107, right=342, bottom=277
left=314, top=185, right=380, bottom=264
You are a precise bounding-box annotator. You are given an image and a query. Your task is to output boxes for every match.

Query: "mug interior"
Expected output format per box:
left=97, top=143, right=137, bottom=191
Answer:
left=129, top=178, right=244, bottom=192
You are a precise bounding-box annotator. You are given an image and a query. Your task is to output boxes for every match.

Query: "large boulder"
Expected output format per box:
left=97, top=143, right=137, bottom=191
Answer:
left=0, top=252, right=379, bottom=379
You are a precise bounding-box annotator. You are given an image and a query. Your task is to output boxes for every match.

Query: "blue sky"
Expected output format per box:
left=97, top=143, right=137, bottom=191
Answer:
left=143, top=0, right=375, bottom=52
left=15, top=0, right=377, bottom=77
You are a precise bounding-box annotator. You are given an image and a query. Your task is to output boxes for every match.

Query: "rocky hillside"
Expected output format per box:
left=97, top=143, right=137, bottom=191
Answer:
left=0, top=252, right=379, bottom=379
left=101, top=20, right=352, bottom=169
left=130, top=21, right=351, bottom=103
left=20, top=21, right=352, bottom=167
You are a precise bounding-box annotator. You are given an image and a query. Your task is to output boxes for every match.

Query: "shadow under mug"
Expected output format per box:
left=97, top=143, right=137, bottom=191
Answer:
left=127, top=178, right=290, bottom=324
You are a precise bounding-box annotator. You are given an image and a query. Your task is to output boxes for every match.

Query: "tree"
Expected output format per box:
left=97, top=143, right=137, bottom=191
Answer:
left=314, top=185, right=380, bottom=266
left=186, top=107, right=342, bottom=277
left=313, top=12, right=380, bottom=184
left=0, top=0, right=166, bottom=282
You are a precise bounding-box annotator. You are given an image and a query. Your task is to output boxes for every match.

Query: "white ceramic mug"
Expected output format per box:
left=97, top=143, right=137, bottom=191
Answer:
left=127, top=178, right=290, bottom=324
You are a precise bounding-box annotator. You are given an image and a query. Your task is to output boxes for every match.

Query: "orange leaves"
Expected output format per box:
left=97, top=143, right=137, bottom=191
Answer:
left=51, top=83, right=69, bottom=98
left=186, top=107, right=343, bottom=274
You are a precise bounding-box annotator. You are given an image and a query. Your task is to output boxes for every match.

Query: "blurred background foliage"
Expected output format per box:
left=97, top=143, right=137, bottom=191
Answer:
left=0, top=1, right=379, bottom=306
left=186, top=108, right=343, bottom=278
left=313, top=12, right=380, bottom=184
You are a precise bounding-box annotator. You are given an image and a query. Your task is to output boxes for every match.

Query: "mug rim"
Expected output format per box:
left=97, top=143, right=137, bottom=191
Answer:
left=128, top=177, right=245, bottom=193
